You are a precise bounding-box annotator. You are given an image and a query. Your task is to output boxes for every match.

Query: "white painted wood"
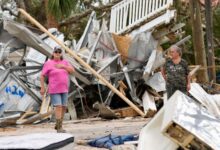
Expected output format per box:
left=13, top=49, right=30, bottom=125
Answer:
left=110, top=9, right=115, bottom=32
left=189, top=83, right=220, bottom=118
left=122, top=2, right=128, bottom=29
left=130, top=10, right=175, bottom=37
left=137, top=107, right=178, bottom=150
left=141, top=0, right=147, bottom=18
left=152, top=0, right=155, bottom=12
left=116, top=6, right=119, bottom=32
left=110, top=0, right=173, bottom=34
left=163, top=0, right=166, bottom=6
left=136, top=0, right=139, bottom=21
left=148, top=0, right=152, bottom=14
left=129, top=1, right=132, bottom=25
left=145, top=0, right=149, bottom=17
left=142, top=91, right=157, bottom=114
left=132, top=0, right=136, bottom=24
left=138, top=0, right=143, bottom=19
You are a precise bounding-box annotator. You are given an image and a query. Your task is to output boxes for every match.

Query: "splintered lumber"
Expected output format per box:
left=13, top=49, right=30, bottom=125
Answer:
left=114, top=107, right=139, bottom=117
left=40, top=94, right=50, bottom=114
left=67, top=98, right=77, bottom=120
left=142, top=91, right=157, bottom=117
left=17, top=111, right=53, bottom=125
left=189, top=65, right=201, bottom=76
left=16, top=107, right=37, bottom=124
left=118, top=80, right=127, bottom=96
left=212, top=83, right=220, bottom=91
left=0, top=114, right=21, bottom=127
left=112, top=33, right=131, bottom=63
left=19, top=9, right=145, bottom=117
left=165, top=123, right=195, bottom=148
left=93, top=102, right=118, bottom=119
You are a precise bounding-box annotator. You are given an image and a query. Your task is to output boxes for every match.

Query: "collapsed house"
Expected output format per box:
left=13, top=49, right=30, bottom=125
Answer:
left=0, top=0, right=178, bottom=123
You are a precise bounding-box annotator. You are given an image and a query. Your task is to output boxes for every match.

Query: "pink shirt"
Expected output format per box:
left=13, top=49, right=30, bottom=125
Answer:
left=41, top=59, right=71, bottom=94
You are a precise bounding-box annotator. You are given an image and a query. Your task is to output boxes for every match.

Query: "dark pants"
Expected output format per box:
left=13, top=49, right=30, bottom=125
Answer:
left=167, top=85, right=187, bottom=99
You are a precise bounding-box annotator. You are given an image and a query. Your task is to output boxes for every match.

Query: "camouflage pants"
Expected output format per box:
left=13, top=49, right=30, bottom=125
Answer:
left=166, top=85, right=187, bottom=99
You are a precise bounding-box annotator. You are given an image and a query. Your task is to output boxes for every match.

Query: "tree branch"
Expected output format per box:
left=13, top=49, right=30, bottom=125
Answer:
left=59, top=0, right=121, bottom=27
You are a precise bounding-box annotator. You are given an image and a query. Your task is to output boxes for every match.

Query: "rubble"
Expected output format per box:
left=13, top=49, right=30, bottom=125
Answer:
left=0, top=0, right=188, bottom=125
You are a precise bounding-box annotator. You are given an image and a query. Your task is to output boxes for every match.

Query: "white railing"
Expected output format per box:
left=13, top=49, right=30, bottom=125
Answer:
left=110, top=0, right=173, bottom=34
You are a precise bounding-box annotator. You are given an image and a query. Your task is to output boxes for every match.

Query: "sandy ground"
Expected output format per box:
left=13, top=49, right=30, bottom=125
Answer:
left=0, top=117, right=149, bottom=149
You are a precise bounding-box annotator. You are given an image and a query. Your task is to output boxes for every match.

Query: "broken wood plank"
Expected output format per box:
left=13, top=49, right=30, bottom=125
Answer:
left=93, top=102, right=118, bottom=119
left=189, top=65, right=201, bottom=76
left=118, top=80, right=127, bottom=96
left=165, top=123, right=195, bottom=148
left=67, top=98, right=77, bottom=120
left=112, top=33, right=131, bottom=63
left=212, top=83, right=220, bottom=91
left=40, top=94, right=50, bottom=114
left=16, top=107, right=35, bottom=124
left=142, top=91, right=157, bottom=117
left=0, top=114, right=21, bottom=127
left=114, top=107, right=139, bottom=118
left=17, top=111, right=53, bottom=125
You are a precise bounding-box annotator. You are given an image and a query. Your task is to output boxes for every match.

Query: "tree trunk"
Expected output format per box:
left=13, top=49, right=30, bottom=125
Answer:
left=44, top=0, right=58, bottom=28
left=189, top=0, right=209, bottom=83
left=205, top=0, right=216, bottom=82
left=23, top=0, right=32, bottom=13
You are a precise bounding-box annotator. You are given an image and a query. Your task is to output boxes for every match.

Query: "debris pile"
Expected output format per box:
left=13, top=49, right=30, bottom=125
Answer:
left=0, top=7, right=177, bottom=124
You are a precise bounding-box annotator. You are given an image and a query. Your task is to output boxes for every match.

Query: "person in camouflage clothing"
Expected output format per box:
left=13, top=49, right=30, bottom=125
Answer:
left=161, top=45, right=191, bottom=98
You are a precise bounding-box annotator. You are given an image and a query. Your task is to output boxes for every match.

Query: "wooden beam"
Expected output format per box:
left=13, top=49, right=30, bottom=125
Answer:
left=189, top=65, right=201, bottom=76
left=17, top=111, right=53, bottom=124
left=18, top=9, right=145, bottom=117
left=189, top=0, right=209, bottom=83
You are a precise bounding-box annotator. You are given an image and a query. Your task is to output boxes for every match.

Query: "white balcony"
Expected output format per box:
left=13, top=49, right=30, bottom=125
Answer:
left=110, top=0, right=174, bottom=34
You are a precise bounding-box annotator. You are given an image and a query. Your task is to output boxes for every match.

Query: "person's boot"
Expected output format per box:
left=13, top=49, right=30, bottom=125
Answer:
left=54, top=120, right=58, bottom=130
left=54, top=116, right=63, bottom=130
left=56, top=119, right=66, bottom=133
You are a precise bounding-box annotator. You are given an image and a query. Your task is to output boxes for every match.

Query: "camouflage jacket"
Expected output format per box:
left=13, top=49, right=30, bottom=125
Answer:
left=164, top=58, right=189, bottom=88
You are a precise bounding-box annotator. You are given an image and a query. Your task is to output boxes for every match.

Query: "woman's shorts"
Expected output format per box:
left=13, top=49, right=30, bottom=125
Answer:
left=50, top=93, right=68, bottom=106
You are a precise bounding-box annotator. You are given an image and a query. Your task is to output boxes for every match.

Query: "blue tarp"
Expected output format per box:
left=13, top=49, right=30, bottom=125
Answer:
left=88, top=134, right=138, bottom=149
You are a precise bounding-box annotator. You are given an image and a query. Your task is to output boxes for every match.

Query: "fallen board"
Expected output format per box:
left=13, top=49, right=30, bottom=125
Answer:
left=0, top=132, right=74, bottom=150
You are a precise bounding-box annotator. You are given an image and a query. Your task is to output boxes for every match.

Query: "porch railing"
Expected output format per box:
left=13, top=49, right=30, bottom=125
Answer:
left=110, top=0, right=173, bottom=34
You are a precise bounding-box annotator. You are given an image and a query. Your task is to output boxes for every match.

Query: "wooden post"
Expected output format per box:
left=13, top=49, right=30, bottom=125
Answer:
left=205, top=0, right=216, bottom=82
left=18, top=9, right=145, bottom=117
left=189, top=0, right=209, bottom=83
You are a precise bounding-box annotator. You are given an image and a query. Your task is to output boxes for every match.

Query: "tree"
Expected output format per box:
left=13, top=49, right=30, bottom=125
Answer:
left=47, top=0, right=77, bottom=21
left=189, top=0, right=209, bottom=83
left=205, top=0, right=216, bottom=82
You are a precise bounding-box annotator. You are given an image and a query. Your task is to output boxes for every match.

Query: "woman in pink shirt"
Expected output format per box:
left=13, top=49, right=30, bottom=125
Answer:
left=40, top=47, right=74, bottom=133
